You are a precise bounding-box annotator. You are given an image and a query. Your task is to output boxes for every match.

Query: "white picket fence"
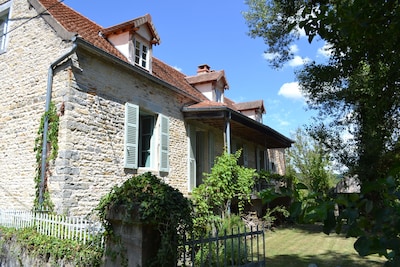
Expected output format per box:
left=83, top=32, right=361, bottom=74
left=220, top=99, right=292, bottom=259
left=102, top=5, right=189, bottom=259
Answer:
left=0, top=210, right=104, bottom=246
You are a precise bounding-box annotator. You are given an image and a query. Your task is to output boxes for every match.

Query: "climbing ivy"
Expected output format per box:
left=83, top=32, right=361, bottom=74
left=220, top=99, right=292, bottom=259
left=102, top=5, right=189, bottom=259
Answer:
left=33, top=102, right=59, bottom=211
left=96, top=172, right=193, bottom=267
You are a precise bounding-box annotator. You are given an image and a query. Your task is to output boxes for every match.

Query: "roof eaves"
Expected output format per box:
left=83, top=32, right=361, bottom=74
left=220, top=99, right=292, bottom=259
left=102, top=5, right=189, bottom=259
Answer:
left=29, top=0, right=76, bottom=40
left=182, top=105, right=294, bottom=147
left=74, top=37, right=201, bottom=102
left=101, top=14, right=161, bottom=45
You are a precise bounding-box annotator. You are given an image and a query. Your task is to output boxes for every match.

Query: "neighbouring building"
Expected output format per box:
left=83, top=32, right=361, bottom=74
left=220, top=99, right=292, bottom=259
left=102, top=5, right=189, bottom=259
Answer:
left=0, top=0, right=293, bottom=215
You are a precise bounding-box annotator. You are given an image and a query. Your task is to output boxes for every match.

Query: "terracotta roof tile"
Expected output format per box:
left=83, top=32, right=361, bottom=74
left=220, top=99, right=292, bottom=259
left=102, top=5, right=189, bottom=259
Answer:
left=102, top=14, right=161, bottom=45
left=184, top=100, right=228, bottom=109
left=223, top=97, right=238, bottom=110
left=38, top=0, right=126, bottom=60
left=38, top=0, right=206, bottom=101
left=234, top=100, right=265, bottom=113
left=152, top=58, right=207, bottom=101
left=185, top=70, right=229, bottom=89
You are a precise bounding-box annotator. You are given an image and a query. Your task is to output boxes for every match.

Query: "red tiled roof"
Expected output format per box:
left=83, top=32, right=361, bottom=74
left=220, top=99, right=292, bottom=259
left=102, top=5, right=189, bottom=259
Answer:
left=38, top=0, right=127, bottom=60
left=152, top=58, right=207, bottom=101
left=185, top=70, right=229, bottom=89
left=102, top=14, right=161, bottom=45
left=37, top=0, right=206, bottom=101
left=184, top=100, right=228, bottom=109
left=234, top=100, right=265, bottom=113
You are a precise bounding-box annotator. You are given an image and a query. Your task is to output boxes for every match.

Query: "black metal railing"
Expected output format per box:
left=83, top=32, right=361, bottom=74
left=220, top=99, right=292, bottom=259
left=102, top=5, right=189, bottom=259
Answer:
left=179, top=226, right=265, bottom=267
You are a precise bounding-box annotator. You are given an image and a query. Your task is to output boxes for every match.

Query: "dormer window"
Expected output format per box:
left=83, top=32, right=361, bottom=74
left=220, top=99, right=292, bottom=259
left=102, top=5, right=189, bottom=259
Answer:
left=215, top=88, right=223, bottom=103
left=101, top=14, right=161, bottom=73
left=134, top=38, right=148, bottom=69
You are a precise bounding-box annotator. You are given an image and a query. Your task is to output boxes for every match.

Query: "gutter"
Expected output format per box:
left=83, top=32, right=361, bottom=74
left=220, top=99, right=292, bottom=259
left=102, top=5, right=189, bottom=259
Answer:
left=39, top=38, right=77, bottom=209
left=182, top=105, right=294, bottom=147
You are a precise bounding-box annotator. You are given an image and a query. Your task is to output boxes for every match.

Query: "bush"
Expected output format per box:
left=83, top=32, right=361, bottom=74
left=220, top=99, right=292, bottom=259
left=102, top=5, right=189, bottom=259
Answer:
left=97, top=172, right=193, bottom=267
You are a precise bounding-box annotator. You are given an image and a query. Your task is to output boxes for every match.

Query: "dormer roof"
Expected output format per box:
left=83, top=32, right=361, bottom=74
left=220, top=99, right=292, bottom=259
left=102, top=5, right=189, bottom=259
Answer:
left=185, top=64, right=229, bottom=89
left=101, top=14, right=161, bottom=45
left=234, top=100, right=266, bottom=114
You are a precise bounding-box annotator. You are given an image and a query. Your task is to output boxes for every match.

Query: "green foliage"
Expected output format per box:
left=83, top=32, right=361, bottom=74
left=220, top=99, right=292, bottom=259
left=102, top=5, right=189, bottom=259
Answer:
left=0, top=226, right=103, bottom=266
left=286, top=128, right=337, bottom=197
left=33, top=102, right=59, bottom=211
left=263, top=205, right=290, bottom=229
left=194, top=215, right=248, bottom=266
left=96, top=172, right=193, bottom=267
left=191, top=150, right=256, bottom=233
left=257, top=171, right=292, bottom=226
left=243, top=0, right=400, bottom=264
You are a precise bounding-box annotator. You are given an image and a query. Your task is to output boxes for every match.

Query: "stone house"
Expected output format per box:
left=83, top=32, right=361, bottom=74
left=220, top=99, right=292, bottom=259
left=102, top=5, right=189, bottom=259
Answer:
left=0, top=0, right=293, bottom=215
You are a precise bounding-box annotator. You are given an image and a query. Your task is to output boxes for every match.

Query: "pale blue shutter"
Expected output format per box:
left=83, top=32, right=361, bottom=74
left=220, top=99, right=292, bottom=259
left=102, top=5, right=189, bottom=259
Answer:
left=124, top=103, right=139, bottom=169
left=159, top=115, right=169, bottom=172
left=243, top=144, right=249, bottom=166
left=188, top=125, right=196, bottom=191
left=208, top=132, right=214, bottom=172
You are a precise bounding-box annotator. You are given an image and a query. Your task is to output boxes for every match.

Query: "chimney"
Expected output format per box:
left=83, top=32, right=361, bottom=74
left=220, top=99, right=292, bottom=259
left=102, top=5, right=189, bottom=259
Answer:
left=197, top=64, right=211, bottom=74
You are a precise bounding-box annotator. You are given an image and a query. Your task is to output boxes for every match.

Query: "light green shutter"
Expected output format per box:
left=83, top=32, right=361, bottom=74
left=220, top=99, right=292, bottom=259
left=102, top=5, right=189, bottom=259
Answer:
left=208, top=132, right=214, bottom=172
left=188, top=125, right=196, bottom=191
left=159, top=115, right=169, bottom=172
left=243, top=144, right=249, bottom=167
left=124, top=103, right=139, bottom=169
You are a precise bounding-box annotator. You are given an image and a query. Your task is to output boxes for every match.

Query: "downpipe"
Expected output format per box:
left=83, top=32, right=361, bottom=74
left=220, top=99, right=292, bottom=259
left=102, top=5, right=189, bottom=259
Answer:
left=39, top=38, right=77, bottom=210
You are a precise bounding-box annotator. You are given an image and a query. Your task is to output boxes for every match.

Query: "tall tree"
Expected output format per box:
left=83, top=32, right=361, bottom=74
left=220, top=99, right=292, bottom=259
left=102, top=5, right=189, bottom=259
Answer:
left=287, top=128, right=336, bottom=197
left=243, top=1, right=400, bottom=265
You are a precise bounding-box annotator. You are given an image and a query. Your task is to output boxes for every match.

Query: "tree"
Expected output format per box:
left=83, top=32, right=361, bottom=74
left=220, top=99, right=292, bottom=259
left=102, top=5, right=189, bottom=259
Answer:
left=286, top=128, right=336, bottom=197
left=243, top=1, right=400, bottom=265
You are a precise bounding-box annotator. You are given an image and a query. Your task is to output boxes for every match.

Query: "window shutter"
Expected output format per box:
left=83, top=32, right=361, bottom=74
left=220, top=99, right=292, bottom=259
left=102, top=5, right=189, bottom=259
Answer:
left=159, top=114, right=169, bottom=172
left=243, top=144, right=249, bottom=167
left=208, top=132, right=214, bottom=171
left=188, top=125, right=196, bottom=192
left=124, top=103, right=139, bottom=169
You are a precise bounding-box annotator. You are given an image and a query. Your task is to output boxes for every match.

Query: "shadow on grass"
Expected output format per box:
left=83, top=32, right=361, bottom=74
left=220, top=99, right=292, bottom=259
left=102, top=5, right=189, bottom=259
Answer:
left=265, top=251, right=385, bottom=267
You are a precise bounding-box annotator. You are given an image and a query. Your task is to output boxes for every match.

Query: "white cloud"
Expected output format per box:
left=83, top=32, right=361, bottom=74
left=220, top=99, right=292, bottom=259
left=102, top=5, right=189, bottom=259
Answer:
left=278, top=82, right=303, bottom=100
left=173, top=66, right=182, bottom=72
left=287, top=55, right=310, bottom=67
left=289, top=44, right=299, bottom=54
left=317, top=43, right=333, bottom=58
left=262, top=52, right=280, bottom=61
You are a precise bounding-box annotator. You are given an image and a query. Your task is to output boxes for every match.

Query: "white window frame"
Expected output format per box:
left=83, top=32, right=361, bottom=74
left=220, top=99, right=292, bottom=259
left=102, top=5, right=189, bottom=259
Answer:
left=0, top=1, right=11, bottom=54
left=124, top=103, right=169, bottom=172
left=133, top=37, right=149, bottom=70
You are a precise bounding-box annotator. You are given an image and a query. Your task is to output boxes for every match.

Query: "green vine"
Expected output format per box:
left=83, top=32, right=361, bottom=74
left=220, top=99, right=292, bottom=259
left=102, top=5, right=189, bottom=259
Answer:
left=33, top=102, right=59, bottom=211
left=96, top=172, right=193, bottom=267
left=192, top=150, right=257, bottom=235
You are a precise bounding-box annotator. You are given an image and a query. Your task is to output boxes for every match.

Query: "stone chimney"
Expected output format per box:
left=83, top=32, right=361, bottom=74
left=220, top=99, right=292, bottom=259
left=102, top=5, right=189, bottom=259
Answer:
left=197, top=64, right=211, bottom=74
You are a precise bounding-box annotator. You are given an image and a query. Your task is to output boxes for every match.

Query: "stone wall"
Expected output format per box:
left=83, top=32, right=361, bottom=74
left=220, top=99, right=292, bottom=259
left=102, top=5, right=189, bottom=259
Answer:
left=49, top=48, right=194, bottom=215
left=0, top=0, right=71, bottom=210
left=0, top=0, right=289, bottom=216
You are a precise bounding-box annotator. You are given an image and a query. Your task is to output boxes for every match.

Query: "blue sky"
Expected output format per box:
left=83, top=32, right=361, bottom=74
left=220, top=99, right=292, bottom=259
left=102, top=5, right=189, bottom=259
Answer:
left=65, top=0, right=330, bottom=138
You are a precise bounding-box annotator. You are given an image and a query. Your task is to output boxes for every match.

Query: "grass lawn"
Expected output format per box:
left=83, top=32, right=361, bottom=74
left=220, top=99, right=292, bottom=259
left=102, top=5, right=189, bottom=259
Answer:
left=264, top=224, right=386, bottom=267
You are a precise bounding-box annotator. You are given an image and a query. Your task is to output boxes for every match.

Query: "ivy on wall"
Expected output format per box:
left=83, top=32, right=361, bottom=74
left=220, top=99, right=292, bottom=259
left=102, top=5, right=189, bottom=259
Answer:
left=33, top=102, right=59, bottom=211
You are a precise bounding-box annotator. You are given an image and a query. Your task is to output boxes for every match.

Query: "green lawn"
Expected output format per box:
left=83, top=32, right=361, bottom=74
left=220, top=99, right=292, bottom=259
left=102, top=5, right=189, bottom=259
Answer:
left=264, top=224, right=386, bottom=267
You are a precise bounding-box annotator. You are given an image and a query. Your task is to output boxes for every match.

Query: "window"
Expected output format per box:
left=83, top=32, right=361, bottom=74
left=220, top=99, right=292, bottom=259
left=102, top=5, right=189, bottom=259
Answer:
left=188, top=126, right=214, bottom=192
left=134, top=39, right=148, bottom=69
left=0, top=1, right=10, bottom=53
left=214, top=88, right=223, bottom=102
left=124, top=103, right=169, bottom=171
left=256, top=149, right=267, bottom=171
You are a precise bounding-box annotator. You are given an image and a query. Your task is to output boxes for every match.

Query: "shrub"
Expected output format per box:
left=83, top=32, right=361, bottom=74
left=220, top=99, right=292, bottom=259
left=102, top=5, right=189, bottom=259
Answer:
left=96, top=172, right=193, bottom=267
